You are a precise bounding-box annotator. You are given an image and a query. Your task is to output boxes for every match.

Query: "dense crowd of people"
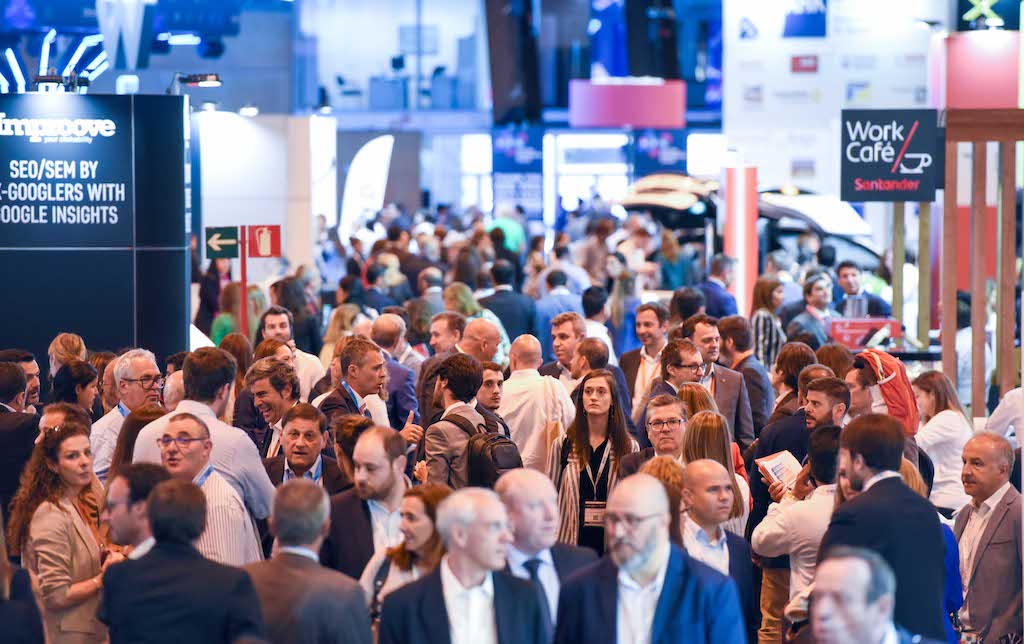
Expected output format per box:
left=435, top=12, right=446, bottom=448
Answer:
left=0, top=204, right=1021, bottom=644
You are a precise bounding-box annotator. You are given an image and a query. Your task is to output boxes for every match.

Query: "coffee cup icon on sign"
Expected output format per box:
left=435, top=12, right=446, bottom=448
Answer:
left=255, top=227, right=272, bottom=256
left=899, top=153, right=932, bottom=174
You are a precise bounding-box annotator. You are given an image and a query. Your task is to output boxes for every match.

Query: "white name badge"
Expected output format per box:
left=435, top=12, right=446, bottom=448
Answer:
left=584, top=501, right=607, bottom=527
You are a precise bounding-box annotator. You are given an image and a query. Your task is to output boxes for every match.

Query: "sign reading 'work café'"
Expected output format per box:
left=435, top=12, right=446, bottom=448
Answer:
left=840, top=108, right=939, bottom=203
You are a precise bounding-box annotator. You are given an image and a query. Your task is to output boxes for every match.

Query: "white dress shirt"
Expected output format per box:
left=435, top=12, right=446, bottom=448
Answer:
left=367, top=496, right=404, bottom=556
left=958, top=479, right=1013, bottom=626
left=193, top=465, right=263, bottom=566
left=128, top=536, right=155, bottom=560
left=440, top=557, right=498, bottom=644
left=863, top=470, right=902, bottom=492
left=954, top=327, right=993, bottom=408
left=132, top=400, right=276, bottom=520
left=630, top=346, right=663, bottom=420
left=681, top=514, right=729, bottom=575
left=555, top=362, right=577, bottom=395
left=751, top=484, right=837, bottom=598
left=584, top=319, right=618, bottom=365
left=507, top=545, right=560, bottom=621
left=987, top=387, right=1023, bottom=445
left=294, top=348, right=327, bottom=403
left=916, top=409, right=973, bottom=511
left=283, top=454, right=324, bottom=486
left=498, top=369, right=575, bottom=471
left=616, top=543, right=670, bottom=644
left=90, top=403, right=128, bottom=484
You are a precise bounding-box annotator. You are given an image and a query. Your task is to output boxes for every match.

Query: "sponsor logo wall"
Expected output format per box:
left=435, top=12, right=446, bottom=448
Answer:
left=723, top=0, right=946, bottom=194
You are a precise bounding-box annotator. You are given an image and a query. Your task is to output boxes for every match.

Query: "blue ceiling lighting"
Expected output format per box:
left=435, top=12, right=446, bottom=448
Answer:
left=62, top=33, right=103, bottom=76
left=5, top=48, right=25, bottom=93
left=38, top=28, right=56, bottom=75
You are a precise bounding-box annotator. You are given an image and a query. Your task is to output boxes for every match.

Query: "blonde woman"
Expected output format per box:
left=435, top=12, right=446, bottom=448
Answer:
left=48, top=333, right=87, bottom=379
left=320, top=304, right=362, bottom=370
left=376, top=253, right=414, bottom=304
left=681, top=410, right=749, bottom=536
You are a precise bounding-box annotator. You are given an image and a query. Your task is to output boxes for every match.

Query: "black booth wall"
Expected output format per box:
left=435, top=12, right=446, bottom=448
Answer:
left=0, top=94, right=190, bottom=371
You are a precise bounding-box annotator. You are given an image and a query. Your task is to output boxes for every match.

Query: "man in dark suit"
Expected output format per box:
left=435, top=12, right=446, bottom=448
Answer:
left=412, top=267, right=446, bottom=319
left=680, top=459, right=757, bottom=643
left=379, top=487, right=549, bottom=644
left=534, top=271, right=584, bottom=361
left=364, top=264, right=399, bottom=311
left=318, top=337, right=385, bottom=424
left=620, top=394, right=687, bottom=478
left=718, top=316, right=774, bottom=438
left=813, top=546, right=947, bottom=644
left=682, top=314, right=755, bottom=450
left=100, top=479, right=266, bottom=642
left=697, top=253, right=739, bottom=318
left=955, top=432, right=1023, bottom=642
left=819, top=414, right=947, bottom=641
left=262, top=403, right=351, bottom=494
left=835, top=260, right=892, bottom=318
left=246, top=480, right=371, bottom=644
left=0, top=363, right=39, bottom=516
left=619, top=302, right=670, bottom=425
left=635, top=338, right=706, bottom=434
left=480, top=260, right=536, bottom=342
left=495, top=469, right=597, bottom=638
left=416, top=312, right=466, bottom=423
left=371, top=314, right=420, bottom=429
left=555, top=473, right=746, bottom=644
left=321, top=427, right=409, bottom=580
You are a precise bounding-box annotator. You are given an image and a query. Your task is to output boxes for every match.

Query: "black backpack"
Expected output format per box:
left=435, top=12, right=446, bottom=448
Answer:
left=443, top=414, right=523, bottom=488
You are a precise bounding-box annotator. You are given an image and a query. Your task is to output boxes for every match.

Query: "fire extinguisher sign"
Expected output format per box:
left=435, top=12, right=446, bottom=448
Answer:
left=840, top=109, right=939, bottom=203
left=247, top=225, right=281, bottom=258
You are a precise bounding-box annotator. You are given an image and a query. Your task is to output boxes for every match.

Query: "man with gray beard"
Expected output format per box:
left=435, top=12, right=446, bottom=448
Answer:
left=553, top=474, right=746, bottom=644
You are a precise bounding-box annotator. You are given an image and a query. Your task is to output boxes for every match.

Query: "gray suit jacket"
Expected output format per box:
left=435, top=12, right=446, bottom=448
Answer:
left=953, top=485, right=1023, bottom=642
left=245, top=552, right=371, bottom=644
left=710, top=365, right=755, bottom=451
left=424, top=402, right=488, bottom=489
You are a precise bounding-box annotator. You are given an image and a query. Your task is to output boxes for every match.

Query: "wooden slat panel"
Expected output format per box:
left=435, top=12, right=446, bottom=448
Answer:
left=970, top=142, right=987, bottom=415
left=892, top=203, right=905, bottom=326
left=942, top=141, right=958, bottom=384
left=918, top=202, right=932, bottom=345
left=947, top=109, right=1024, bottom=141
left=997, top=142, right=1018, bottom=395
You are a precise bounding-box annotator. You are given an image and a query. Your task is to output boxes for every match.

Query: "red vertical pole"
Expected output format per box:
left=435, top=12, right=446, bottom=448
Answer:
left=239, top=226, right=248, bottom=341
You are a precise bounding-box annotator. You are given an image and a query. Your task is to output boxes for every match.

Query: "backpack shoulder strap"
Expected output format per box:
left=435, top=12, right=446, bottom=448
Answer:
left=443, top=413, right=484, bottom=438
left=370, top=556, right=392, bottom=622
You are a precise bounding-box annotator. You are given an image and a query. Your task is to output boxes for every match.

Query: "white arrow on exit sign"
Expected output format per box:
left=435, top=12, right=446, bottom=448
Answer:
left=207, top=232, right=238, bottom=253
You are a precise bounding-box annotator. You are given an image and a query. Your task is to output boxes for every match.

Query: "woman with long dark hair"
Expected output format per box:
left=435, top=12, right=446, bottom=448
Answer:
left=8, top=420, right=121, bottom=643
left=548, top=369, right=638, bottom=555
left=274, top=277, right=322, bottom=356
left=359, top=484, right=450, bottom=623
left=912, top=370, right=973, bottom=517
left=51, top=361, right=99, bottom=414
left=106, top=404, right=167, bottom=486
left=194, top=258, right=232, bottom=335
left=750, top=275, right=787, bottom=369
left=218, top=332, right=253, bottom=425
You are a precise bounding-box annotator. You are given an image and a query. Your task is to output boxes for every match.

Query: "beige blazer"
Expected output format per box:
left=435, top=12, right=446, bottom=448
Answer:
left=26, top=498, right=107, bottom=644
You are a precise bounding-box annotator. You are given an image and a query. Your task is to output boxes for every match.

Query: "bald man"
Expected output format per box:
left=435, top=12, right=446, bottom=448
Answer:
left=496, top=469, right=597, bottom=636
left=555, top=473, right=745, bottom=644
left=498, top=335, right=575, bottom=471
left=372, top=312, right=423, bottom=380
left=682, top=460, right=757, bottom=643
left=460, top=318, right=503, bottom=365
left=371, top=314, right=420, bottom=430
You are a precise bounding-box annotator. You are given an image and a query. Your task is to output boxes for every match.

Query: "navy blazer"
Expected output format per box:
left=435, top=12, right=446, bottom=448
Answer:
left=480, top=289, right=537, bottom=343
left=554, top=545, right=746, bottom=644
left=698, top=280, right=738, bottom=318
left=385, top=355, right=419, bottom=429
left=726, top=533, right=758, bottom=644
left=0, top=408, right=40, bottom=518
left=364, top=287, right=398, bottom=312
left=379, top=567, right=549, bottom=644
left=534, top=293, right=584, bottom=361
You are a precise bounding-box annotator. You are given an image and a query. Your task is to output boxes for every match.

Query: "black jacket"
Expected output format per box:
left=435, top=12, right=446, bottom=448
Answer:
left=726, top=532, right=758, bottom=644
left=733, top=354, right=774, bottom=438
left=99, top=541, right=265, bottom=644
left=479, top=289, right=537, bottom=343
left=320, top=488, right=374, bottom=580
left=0, top=408, right=39, bottom=517
left=379, top=567, right=549, bottom=644
left=618, top=447, right=656, bottom=478
left=819, top=477, right=947, bottom=640
left=0, top=566, right=43, bottom=644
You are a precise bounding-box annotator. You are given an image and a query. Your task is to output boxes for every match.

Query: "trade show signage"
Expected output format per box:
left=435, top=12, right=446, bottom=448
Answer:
left=247, top=224, right=281, bottom=258
left=492, top=125, right=544, bottom=219
left=0, top=94, right=134, bottom=248
left=632, top=129, right=688, bottom=177
left=840, top=109, right=939, bottom=202
left=205, top=226, right=238, bottom=258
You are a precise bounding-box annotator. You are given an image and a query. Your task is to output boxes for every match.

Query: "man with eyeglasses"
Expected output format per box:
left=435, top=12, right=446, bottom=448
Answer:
left=554, top=473, right=745, bottom=644
left=159, top=413, right=263, bottom=566
left=635, top=339, right=703, bottom=435
left=620, top=395, right=688, bottom=478
left=92, top=349, right=162, bottom=485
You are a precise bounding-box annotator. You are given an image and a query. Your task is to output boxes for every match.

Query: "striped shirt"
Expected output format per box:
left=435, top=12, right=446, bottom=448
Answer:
left=751, top=308, right=786, bottom=370
left=193, top=465, right=264, bottom=567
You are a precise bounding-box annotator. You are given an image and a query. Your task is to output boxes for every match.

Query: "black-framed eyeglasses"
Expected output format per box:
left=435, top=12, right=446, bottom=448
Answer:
left=124, top=376, right=164, bottom=390
left=604, top=512, right=661, bottom=530
left=680, top=362, right=705, bottom=372
left=156, top=435, right=205, bottom=449
left=647, top=418, right=684, bottom=431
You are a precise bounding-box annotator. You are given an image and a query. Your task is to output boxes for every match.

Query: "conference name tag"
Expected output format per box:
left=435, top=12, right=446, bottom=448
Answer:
left=584, top=501, right=606, bottom=528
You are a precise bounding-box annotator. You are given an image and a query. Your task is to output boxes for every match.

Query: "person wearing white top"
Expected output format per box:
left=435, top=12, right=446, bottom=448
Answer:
left=92, top=349, right=162, bottom=484
left=102, top=462, right=170, bottom=561
left=752, top=424, right=842, bottom=598
left=376, top=488, right=549, bottom=644
left=912, top=371, right=973, bottom=514
left=158, top=414, right=263, bottom=566
left=498, top=336, right=576, bottom=471
left=985, top=386, right=1023, bottom=445
left=259, top=306, right=327, bottom=401
left=133, top=347, right=276, bottom=520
